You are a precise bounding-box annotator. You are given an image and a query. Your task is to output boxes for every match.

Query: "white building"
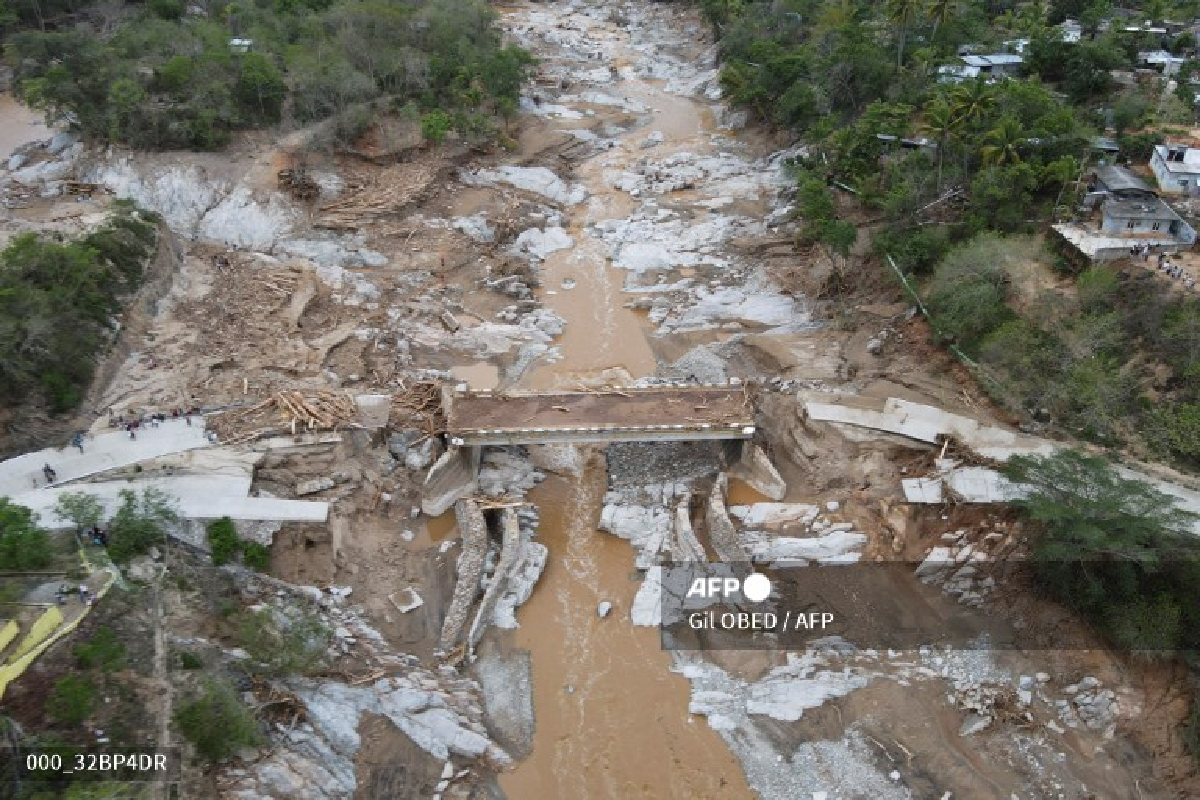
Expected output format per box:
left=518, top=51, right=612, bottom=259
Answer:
left=1150, top=143, right=1200, bottom=194
left=1138, top=50, right=1188, bottom=76
left=1058, top=20, right=1082, bottom=43
left=937, top=54, right=1024, bottom=83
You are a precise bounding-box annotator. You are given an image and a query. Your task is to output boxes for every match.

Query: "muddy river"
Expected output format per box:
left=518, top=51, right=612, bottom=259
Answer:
left=497, top=0, right=761, bottom=795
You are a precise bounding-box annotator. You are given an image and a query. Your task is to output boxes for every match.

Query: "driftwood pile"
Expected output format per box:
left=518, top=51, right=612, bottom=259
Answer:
left=208, top=390, right=361, bottom=444
left=389, top=380, right=445, bottom=440
left=314, top=163, right=440, bottom=231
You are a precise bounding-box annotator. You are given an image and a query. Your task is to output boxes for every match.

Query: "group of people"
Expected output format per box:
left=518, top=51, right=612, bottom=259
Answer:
left=1129, top=244, right=1197, bottom=290
left=1156, top=252, right=1197, bottom=290
left=108, top=406, right=199, bottom=439
left=55, top=583, right=94, bottom=606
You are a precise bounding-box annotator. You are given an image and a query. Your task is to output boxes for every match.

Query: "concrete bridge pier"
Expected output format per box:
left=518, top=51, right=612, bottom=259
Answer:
left=422, top=445, right=482, bottom=516
left=727, top=439, right=787, bottom=501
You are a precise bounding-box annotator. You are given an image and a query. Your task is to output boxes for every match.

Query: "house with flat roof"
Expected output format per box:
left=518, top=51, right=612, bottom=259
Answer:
left=1151, top=143, right=1200, bottom=194
left=1054, top=164, right=1196, bottom=260
left=1100, top=196, right=1195, bottom=241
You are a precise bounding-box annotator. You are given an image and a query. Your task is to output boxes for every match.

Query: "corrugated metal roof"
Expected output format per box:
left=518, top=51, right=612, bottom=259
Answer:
left=1094, top=164, right=1155, bottom=195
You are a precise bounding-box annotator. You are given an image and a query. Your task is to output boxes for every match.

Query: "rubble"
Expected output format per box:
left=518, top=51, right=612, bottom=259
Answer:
left=465, top=166, right=588, bottom=206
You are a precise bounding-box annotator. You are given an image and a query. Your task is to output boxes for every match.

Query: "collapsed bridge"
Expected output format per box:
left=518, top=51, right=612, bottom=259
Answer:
left=442, top=383, right=757, bottom=446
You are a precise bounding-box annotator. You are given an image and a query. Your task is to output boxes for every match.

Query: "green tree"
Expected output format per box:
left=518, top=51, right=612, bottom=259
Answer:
left=1003, top=449, right=1196, bottom=595
left=0, top=497, right=52, bottom=570
left=54, top=492, right=104, bottom=534
left=926, top=0, right=957, bottom=45
left=234, top=53, right=286, bottom=123
left=980, top=116, right=1025, bottom=167
left=922, top=94, right=960, bottom=190
left=106, top=488, right=177, bottom=563
left=1002, top=450, right=1200, bottom=653
left=887, top=0, right=923, bottom=69
left=174, top=679, right=262, bottom=762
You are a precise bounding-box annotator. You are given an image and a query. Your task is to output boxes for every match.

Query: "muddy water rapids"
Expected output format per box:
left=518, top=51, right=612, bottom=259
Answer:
left=496, top=1, right=772, bottom=796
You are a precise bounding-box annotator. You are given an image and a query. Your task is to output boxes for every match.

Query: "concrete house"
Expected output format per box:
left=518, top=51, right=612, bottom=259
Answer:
left=1092, top=165, right=1195, bottom=242
left=1151, top=143, right=1200, bottom=194
left=1055, top=165, right=1197, bottom=260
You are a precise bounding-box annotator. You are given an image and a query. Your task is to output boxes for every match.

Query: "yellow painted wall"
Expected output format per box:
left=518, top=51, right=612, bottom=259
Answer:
left=0, top=572, right=115, bottom=701
left=0, top=619, right=18, bottom=653
left=9, top=606, right=64, bottom=662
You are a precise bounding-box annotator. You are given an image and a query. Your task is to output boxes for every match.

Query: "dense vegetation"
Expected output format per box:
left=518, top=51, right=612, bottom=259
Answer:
left=106, top=487, right=179, bottom=563
left=700, top=0, right=1200, bottom=467
left=918, top=233, right=1200, bottom=460
left=0, top=497, right=52, bottom=570
left=0, top=204, right=157, bottom=414
left=3, top=0, right=532, bottom=150
left=1003, top=450, right=1200, bottom=654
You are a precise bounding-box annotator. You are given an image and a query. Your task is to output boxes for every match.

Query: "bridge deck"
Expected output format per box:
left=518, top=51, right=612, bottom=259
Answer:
left=446, top=387, right=755, bottom=445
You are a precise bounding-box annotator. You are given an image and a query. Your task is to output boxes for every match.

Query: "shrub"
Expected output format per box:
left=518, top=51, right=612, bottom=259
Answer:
left=420, top=110, right=453, bottom=145
left=174, top=679, right=261, bottom=762
left=235, top=608, right=330, bottom=676
left=206, top=517, right=239, bottom=567
left=1145, top=403, right=1200, bottom=468
left=74, top=626, right=127, bottom=673
left=177, top=651, right=203, bottom=670
left=47, top=675, right=97, bottom=726
left=1075, top=266, right=1119, bottom=314
left=242, top=542, right=270, bottom=572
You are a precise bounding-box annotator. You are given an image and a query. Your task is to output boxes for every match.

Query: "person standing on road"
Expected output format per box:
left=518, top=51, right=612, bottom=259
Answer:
left=43, top=464, right=56, bottom=482
left=71, top=432, right=84, bottom=453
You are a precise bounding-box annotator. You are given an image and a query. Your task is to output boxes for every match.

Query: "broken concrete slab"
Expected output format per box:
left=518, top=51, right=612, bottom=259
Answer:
left=0, top=417, right=211, bottom=498
left=438, top=499, right=489, bottom=654
left=729, top=442, right=786, bottom=501
left=16, top=475, right=328, bottom=526
left=296, top=477, right=336, bottom=496
left=804, top=396, right=1058, bottom=460
left=422, top=446, right=481, bottom=517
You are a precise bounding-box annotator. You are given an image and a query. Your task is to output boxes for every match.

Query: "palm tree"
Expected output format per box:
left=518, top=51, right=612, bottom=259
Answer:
left=922, top=95, right=959, bottom=190
left=948, top=79, right=995, bottom=129
left=980, top=117, right=1025, bottom=166
left=888, top=0, right=922, bottom=69
left=927, top=0, right=956, bottom=45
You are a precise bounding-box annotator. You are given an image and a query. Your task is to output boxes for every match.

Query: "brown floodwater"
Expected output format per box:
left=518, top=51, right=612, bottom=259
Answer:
left=494, top=1, right=759, bottom=796
left=0, top=94, right=51, bottom=160
left=498, top=467, right=753, bottom=799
